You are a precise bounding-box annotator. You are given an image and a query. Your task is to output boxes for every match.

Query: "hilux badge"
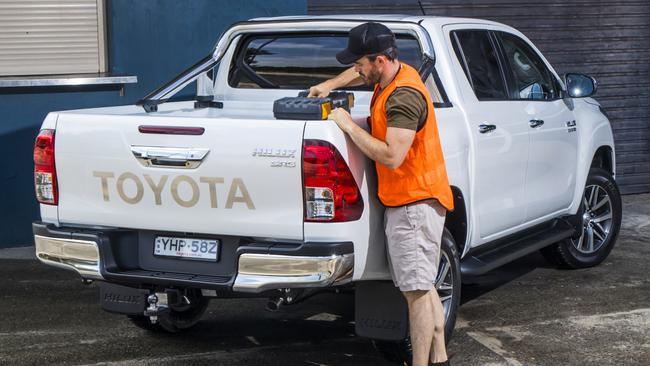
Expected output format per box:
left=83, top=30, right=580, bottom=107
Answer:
left=566, top=120, right=577, bottom=133
left=252, top=147, right=297, bottom=168
left=252, top=148, right=296, bottom=158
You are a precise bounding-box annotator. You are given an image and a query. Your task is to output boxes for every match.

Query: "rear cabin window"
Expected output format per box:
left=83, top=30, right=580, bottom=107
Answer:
left=228, top=34, right=423, bottom=90
left=451, top=30, right=508, bottom=100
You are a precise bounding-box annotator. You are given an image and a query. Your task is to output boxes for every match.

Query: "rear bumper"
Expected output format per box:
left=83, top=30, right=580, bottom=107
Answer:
left=34, top=234, right=102, bottom=280
left=234, top=253, right=353, bottom=292
left=32, top=222, right=353, bottom=293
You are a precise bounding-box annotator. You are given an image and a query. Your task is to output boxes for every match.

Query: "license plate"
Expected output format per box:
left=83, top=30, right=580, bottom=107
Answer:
left=154, top=236, right=219, bottom=262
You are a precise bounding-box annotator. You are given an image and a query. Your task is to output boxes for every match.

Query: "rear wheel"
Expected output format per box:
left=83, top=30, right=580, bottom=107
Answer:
left=373, top=228, right=461, bottom=364
left=541, top=168, right=622, bottom=269
left=128, top=289, right=209, bottom=333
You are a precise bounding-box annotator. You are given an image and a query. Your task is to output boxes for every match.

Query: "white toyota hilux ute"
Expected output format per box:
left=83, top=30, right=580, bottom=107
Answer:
left=32, top=15, right=621, bottom=361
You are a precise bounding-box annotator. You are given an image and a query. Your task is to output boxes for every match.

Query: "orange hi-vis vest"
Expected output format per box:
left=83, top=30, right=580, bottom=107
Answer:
left=370, top=63, right=454, bottom=210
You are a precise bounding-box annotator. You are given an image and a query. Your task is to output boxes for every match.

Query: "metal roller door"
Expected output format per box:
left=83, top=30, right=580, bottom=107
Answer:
left=0, top=0, right=107, bottom=76
left=309, top=0, right=650, bottom=194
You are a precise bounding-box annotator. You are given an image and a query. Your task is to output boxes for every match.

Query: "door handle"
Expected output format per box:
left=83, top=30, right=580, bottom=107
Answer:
left=131, top=146, right=210, bottom=169
left=478, top=124, right=497, bottom=134
left=529, top=119, right=545, bottom=128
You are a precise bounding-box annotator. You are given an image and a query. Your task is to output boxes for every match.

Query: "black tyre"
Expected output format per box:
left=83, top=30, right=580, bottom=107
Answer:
left=541, top=168, right=622, bottom=269
left=128, top=289, right=209, bottom=333
left=373, top=228, right=461, bottom=364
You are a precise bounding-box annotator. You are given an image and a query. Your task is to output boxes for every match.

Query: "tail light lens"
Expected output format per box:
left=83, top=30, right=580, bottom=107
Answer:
left=303, top=140, right=363, bottom=222
left=34, top=129, right=58, bottom=205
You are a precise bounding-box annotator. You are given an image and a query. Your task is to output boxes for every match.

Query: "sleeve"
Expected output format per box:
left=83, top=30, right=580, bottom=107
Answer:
left=385, top=87, right=427, bottom=131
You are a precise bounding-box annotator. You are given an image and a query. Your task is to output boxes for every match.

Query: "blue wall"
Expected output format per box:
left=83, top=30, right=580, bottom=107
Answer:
left=0, top=0, right=306, bottom=248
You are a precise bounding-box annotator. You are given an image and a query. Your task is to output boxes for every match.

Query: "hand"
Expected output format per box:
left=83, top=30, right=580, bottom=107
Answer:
left=308, top=82, right=332, bottom=98
left=328, top=108, right=354, bottom=134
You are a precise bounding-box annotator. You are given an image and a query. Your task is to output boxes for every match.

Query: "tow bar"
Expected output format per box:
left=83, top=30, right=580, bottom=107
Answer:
left=144, top=293, right=169, bottom=324
left=144, top=289, right=194, bottom=323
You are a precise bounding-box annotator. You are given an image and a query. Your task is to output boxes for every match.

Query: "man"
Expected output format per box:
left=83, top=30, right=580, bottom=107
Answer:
left=308, top=22, right=454, bottom=366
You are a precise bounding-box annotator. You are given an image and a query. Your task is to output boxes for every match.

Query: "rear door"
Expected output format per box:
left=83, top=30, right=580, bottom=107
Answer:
left=55, top=112, right=306, bottom=240
left=447, top=28, right=530, bottom=241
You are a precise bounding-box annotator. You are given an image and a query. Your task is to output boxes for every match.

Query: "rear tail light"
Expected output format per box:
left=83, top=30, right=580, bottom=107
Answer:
left=303, top=140, right=363, bottom=222
left=34, top=129, right=58, bottom=205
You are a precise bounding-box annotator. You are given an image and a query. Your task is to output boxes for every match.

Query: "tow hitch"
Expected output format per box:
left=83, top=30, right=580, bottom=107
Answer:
left=144, top=293, right=168, bottom=324
left=144, top=289, right=193, bottom=323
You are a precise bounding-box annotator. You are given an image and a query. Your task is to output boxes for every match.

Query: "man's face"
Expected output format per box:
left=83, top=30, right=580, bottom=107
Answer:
left=354, top=56, right=382, bottom=86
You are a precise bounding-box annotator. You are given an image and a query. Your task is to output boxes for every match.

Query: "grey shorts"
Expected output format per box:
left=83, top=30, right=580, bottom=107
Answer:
left=384, top=199, right=446, bottom=292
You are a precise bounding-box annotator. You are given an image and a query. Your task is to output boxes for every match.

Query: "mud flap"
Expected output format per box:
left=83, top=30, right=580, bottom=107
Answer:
left=99, top=282, right=149, bottom=315
left=355, top=281, right=408, bottom=340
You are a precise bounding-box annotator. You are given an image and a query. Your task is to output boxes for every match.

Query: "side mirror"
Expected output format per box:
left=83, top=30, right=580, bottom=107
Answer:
left=565, top=73, right=597, bottom=98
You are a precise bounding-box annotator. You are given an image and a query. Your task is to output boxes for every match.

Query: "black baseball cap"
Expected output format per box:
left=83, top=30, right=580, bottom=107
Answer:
left=336, top=22, right=397, bottom=64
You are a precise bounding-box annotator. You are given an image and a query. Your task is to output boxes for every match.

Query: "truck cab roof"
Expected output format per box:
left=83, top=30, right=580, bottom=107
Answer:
left=248, top=14, right=507, bottom=29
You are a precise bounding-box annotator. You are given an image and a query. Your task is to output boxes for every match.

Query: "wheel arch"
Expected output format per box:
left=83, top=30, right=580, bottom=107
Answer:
left=591, top=145, right=615, bottom=177
left=569, top=139, right=616, bottom=216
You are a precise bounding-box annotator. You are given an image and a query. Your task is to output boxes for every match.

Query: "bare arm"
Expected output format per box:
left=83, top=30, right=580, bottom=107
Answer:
left=308, top=67, right=364, bottom=97
left=328, top=109, right=415, bottom=170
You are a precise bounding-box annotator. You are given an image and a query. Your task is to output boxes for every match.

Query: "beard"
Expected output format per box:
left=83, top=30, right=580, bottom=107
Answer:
left=359, top=66, right=381, bottom=86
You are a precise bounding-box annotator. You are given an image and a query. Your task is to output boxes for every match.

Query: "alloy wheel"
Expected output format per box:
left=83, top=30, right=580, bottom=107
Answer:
left=572, top=184, right=613, bottom=254
left=435, top=251, right=454, bottom=321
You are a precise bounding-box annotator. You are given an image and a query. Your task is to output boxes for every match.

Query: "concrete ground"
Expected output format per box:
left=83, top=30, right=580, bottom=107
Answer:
left=0, top=195, right=648, bottom=366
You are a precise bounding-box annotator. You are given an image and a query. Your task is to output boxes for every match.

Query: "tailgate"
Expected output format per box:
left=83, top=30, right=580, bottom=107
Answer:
left=55, top=113, right=305, bottom=240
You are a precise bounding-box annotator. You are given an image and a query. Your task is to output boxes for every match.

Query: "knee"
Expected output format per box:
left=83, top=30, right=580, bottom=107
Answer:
left=434, top=321, right=445, bottom=335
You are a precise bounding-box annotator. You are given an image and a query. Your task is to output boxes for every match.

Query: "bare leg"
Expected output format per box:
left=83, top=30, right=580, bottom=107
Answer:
left=403, top=290, right=435, bottom=366
left=428, top=289, right=448, bottom=363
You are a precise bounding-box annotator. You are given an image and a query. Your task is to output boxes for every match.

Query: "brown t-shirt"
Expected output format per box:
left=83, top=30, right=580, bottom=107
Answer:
left=385, top=87, right=428, bottom=131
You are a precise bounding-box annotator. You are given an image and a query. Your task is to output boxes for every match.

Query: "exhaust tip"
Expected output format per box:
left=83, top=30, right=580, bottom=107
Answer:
left=266, top=297, right=284, bottom=312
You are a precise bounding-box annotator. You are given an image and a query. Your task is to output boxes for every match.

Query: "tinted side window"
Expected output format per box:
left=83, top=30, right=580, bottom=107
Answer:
left=229, top=34, right=423, bottom=90
left=452, top=31, right=508, bottom=100
left=496, top=32, right=560, bottom=100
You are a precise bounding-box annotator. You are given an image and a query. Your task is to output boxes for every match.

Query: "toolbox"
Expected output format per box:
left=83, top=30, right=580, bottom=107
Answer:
left=273, top=91, right=355, bottom=120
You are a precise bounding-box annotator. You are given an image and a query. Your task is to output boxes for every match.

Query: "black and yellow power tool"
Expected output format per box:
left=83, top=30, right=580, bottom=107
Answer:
left=273, top=91, right=355, bottom=120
